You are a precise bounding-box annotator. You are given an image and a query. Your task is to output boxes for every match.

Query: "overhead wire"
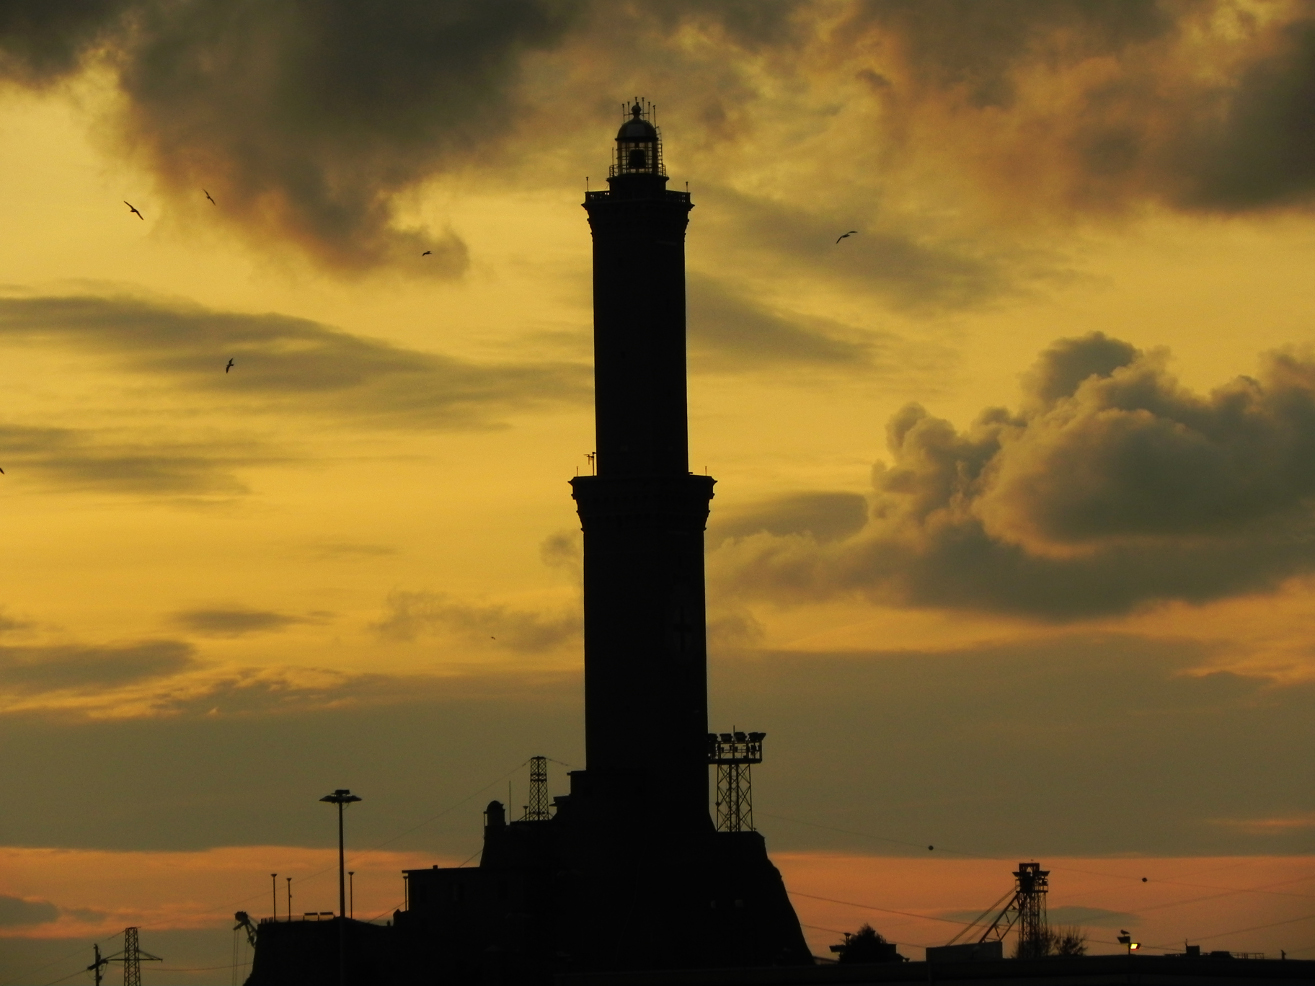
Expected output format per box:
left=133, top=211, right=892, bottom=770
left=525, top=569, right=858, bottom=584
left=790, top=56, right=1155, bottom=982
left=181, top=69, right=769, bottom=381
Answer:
left=0, top=930, right=122, bottom=986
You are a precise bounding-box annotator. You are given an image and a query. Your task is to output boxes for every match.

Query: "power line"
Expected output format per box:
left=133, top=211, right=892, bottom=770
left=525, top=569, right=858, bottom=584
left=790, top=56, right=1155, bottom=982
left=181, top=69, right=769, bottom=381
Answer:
left=0, top=931, right=122, bottom=986
left=789, top=890, right=976, bottom=928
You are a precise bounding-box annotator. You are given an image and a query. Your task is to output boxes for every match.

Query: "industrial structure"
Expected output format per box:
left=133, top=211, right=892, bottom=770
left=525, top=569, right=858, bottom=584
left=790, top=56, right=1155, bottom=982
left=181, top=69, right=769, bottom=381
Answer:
left=937, top=862, right=1050, bottom=960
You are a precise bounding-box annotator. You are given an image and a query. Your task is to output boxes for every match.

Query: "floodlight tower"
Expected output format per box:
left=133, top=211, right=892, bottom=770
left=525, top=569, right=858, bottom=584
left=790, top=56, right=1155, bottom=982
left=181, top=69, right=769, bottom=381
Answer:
left=320, top=788, right=362, bottom=986
left=708, top=731, right=765, bottom=832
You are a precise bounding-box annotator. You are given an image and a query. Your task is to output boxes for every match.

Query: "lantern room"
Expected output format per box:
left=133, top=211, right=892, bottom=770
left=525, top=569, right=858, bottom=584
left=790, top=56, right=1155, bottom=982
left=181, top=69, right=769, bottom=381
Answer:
left=611, top=99, right=665, bottom=178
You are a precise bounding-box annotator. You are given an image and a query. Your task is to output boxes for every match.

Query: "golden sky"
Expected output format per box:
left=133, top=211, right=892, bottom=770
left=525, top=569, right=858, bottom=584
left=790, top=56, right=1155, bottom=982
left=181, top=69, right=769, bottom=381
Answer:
left=2, top=1, right=1315, bottom=981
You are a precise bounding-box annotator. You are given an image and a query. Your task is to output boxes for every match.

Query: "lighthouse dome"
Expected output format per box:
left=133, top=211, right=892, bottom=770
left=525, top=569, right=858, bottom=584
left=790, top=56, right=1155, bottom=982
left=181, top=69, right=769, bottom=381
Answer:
left=617, top=105, right=657, bottom=141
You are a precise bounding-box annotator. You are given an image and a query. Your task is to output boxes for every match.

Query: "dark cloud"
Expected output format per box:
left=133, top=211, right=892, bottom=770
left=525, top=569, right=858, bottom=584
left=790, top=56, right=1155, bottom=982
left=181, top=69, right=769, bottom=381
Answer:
left=0, top=2, right=127, bottom=86
left=0, top=895, right=58, bottom=927
left=1045, top=906, right=1141, bottom=929
left=710, top=491, right=868, bottom=546
left=1174, top=18, right=1315, bottom=211
left=940, top=903, right=1138, bottom=928
left=697, top=185, right=1012, bottom=311
left=0, top=608, right=35, bottom=635
left=852, top=0, right=1176, bottom=110
left=0, top=0, right=587, bottom=272
left=0, top=422, right=260, bottom=497
left=844, top=2, right=1315, bottom=215
left=0, top=293, right=588, bottom=429
left=687, top=274, right=872, bottom=370
left=171, top=608, right=327, bottom=638
left=713, top=636, right=1315, bottom=858
left=1, top=635, right=1309, bottom=859
left=713, top=334, right=1315, bottom=618
left=0, top=666, right=584, bottom=852
left=0, top=640, right=196, bottom=695
left=371, top=590, right=580, bottom=652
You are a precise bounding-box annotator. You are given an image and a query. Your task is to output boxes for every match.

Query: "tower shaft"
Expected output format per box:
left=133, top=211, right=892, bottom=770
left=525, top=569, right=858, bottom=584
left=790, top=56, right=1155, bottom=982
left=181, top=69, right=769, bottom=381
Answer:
left=572, top=118, right=712, bottom=835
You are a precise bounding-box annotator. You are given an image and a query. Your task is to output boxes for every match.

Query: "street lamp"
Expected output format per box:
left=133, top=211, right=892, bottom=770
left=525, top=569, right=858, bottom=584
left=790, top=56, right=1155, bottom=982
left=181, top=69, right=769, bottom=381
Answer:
left=320, top=788, right=361, bottom=986
left=1118, top=932, right=1140, bottom=955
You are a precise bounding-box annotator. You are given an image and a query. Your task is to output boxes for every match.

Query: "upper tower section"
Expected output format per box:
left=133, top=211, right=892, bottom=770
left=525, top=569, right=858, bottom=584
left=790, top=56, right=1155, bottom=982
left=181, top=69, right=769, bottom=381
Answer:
left=581, top=98, right=693, bottom=477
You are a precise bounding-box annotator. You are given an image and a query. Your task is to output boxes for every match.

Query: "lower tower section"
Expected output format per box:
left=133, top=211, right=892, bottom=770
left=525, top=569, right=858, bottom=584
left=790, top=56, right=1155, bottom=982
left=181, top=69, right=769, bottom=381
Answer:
left=571, top=472, right=715, bottom=843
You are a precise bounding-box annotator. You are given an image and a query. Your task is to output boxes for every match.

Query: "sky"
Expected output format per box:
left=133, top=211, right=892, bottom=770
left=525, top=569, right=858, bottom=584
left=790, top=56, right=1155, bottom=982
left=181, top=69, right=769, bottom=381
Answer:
left=1, top=0, right=1315, bottom=981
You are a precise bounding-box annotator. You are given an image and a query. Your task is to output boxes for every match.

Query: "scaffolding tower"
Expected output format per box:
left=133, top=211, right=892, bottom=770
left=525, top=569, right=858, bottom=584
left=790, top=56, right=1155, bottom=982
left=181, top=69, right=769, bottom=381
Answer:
left=523, top=755, right=551, bottom=821
left=707, top=730, right=765, bottom=832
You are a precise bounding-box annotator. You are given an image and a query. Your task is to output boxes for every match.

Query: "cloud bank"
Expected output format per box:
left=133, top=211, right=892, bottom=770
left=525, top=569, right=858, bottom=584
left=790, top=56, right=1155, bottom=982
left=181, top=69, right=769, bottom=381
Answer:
left=372, top=590, right=579, bottom=653
left=0, top=0, right=587, bottom=272
left=0, top=292, right=588, bottom=431
left=714, top=333, right=1315, bottom=618
left=3, top=2, right=1315, bottom=274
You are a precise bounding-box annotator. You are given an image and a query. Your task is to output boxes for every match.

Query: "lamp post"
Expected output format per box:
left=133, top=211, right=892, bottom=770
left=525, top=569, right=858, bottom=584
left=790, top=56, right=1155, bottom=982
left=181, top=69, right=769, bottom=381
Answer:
left=321, top=788, right=361, bottom=986
left=271, top=873, right=277, bottom=921
left=348, top=871, right=355, bottom=919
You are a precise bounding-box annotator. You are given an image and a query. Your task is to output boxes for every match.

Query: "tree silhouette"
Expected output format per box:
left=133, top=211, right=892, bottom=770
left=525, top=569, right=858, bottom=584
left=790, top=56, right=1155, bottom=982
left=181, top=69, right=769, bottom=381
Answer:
left=832, top=924, right=902, bottom=964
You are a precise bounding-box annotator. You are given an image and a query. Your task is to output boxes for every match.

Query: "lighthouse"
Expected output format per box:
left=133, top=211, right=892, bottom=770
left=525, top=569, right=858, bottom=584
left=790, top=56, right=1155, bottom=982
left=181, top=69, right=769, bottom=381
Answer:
left=572, top=100, right=716, bottom=841
left=390, top=101, right=812, bottom=982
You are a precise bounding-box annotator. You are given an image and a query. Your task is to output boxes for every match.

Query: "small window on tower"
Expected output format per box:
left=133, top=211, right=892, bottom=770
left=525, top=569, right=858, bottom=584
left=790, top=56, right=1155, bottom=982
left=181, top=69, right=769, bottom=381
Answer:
left=628, top=148, right=647, bottom=169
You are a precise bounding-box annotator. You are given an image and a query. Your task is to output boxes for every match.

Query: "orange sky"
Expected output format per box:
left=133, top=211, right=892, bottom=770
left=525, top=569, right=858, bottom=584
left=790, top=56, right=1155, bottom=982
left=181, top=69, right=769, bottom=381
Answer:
left=1, top=2, right=1315, bottom=982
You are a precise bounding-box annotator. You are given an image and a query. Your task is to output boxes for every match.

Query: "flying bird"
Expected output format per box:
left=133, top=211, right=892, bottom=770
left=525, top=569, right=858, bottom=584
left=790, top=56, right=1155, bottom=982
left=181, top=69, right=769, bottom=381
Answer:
left=204, top=189, right=216, bottom=205
left=835, top=230, right=857, bottom=243
left=225, top=358, right=234, bottom=373
left=124, top=201, right=144, bottom=220
left=421, top=250, right=432, bottom=256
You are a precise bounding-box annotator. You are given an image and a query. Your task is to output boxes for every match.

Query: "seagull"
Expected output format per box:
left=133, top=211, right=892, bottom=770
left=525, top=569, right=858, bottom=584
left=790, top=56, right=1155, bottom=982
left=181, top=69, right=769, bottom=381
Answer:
left=204, top=189, right=216, bottom=205
left=125, top=201, right=144, bottom=220
left=835, top=230, right=857, bottom=243
left=225, top=358, right=234, bottom=373
left=421, top=250, right=431, bottom=256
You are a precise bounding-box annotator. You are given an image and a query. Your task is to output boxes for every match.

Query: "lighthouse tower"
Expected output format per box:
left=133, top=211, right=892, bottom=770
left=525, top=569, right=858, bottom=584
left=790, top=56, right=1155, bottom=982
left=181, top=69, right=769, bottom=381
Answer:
left=387, top=102, right=812, bottom=982
left=572, top=101, right=714, bottom=841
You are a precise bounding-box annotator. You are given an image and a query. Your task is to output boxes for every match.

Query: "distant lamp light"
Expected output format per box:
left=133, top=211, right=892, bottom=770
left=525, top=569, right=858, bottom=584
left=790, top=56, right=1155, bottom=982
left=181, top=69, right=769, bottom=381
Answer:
left=1130, top=943, right=1140, bottom=951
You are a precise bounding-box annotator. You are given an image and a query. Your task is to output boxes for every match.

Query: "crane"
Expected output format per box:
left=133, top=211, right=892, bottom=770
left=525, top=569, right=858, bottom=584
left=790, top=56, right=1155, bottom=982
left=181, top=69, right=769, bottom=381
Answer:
left=234, top=911, right=259, bottom=948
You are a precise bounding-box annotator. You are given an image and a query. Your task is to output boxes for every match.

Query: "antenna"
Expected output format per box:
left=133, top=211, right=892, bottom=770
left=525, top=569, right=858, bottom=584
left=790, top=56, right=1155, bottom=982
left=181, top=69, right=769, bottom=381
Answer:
left=523, top=756, right=551, bottom=821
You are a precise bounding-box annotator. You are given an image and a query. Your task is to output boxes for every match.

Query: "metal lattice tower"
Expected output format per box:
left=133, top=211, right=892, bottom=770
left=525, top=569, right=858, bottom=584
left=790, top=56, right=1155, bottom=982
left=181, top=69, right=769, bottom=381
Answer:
left=1013, top=863, right=1050, bottom=959
left=945, top=862, right=1050, bottom=958
left=110, top=927, right=162, bottom=986
left=707, top=730, right=765, bottom=832
left=524, top=756, right=551, bottom=821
